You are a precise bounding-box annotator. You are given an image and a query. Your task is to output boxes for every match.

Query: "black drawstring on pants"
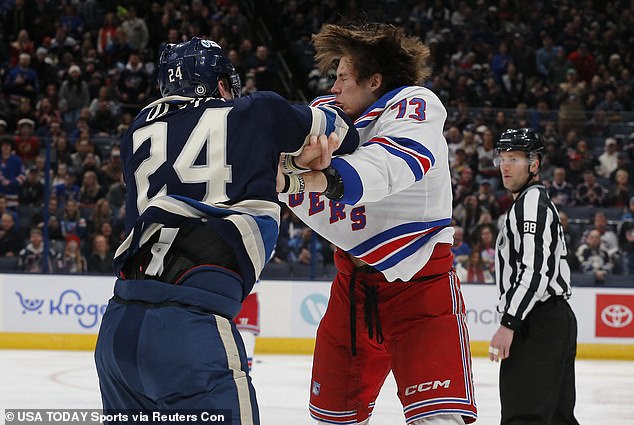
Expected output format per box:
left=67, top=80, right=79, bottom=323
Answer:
left=363, top=284, right=383, bottom=345
left=349, top=268, right=358, bottom=356
left=348, top=269, right=384, bottom=357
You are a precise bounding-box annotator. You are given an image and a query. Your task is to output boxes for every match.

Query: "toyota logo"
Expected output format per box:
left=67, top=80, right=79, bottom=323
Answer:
left=601, top=304, right=634, bottom=328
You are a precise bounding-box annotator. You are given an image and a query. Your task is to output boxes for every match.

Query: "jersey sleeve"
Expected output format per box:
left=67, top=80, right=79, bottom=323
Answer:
left=251, top=92, right=358, bottom=156
left=331, top=93, right=446, bottom=205
left=500, top=190, right=558, bottom=329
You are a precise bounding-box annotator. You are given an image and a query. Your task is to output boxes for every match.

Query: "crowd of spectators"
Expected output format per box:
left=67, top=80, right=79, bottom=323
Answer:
left=0, top=0, right=633, bottom=285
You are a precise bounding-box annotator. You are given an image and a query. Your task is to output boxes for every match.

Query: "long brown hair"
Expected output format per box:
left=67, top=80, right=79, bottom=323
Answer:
left=312, top=23, right=431, bottom=90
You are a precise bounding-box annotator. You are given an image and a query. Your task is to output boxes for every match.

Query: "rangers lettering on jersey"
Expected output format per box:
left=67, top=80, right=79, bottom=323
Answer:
left=282, top=86, right=454, bottom=282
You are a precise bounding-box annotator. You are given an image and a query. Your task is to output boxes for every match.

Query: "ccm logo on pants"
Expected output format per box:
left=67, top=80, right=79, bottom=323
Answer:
left=405, top=380, right=451, bottom=396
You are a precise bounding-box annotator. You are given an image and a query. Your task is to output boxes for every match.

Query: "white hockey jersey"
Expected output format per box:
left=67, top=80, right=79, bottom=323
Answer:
left=280, top=86, right=454, bottom=282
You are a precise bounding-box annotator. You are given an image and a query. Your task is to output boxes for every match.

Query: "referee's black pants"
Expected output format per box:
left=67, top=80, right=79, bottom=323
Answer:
left=500, top=297, right=580, bottom=425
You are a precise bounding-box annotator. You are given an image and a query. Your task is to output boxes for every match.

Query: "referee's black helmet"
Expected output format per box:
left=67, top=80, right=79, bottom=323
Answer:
left=496, top=128, right=544, bottom=154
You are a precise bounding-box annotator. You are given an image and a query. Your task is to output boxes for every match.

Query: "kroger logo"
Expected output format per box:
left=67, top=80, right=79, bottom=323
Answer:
left=601, top=304, right=633, bottom=329
left=300, top=293, right=328, bottom=326
left=15, top=289, right=108, bottom=329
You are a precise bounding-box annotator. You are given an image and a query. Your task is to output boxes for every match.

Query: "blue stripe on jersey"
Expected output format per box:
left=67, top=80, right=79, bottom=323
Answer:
left=388, top=137, right=436, bottom=166
left=373, top=225, right=447, bottom=271
left=360, top=86, right=407, bottom=114
left=331, top=157, right=363, bottom=205
left=365, top=141, right=424, bottom=181
left=355, top=86, right=408, bottom=128
left=348, top=219, right=452, bottom=258
left=318, top=106, right=337, bottom=135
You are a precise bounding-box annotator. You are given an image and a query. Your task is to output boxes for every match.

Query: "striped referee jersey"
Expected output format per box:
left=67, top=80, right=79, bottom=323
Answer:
left=495, top=182, right=572, bottom=330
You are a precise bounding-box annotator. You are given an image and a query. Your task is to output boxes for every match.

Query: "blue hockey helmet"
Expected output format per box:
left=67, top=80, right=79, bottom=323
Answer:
left=158, top=37, right=241, bottom=98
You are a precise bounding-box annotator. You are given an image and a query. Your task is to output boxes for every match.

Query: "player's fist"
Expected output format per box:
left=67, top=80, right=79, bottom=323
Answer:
left=295, top=133, right=342, bottom=171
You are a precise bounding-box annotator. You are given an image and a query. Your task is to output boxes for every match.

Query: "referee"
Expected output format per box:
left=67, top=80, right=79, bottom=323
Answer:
left=488, top=128, right=579, bottom=425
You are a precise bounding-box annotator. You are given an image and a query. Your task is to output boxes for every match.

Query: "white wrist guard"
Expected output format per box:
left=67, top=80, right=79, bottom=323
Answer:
left=281, top=154, right=309, bottom=174
left=280, top=174, right=305, bottom=193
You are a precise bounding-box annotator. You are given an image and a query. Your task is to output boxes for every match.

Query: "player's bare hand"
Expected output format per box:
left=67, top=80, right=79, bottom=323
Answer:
left=295, top=133, right=342, bottom=171
left=489, top=326, right=514, bottom=362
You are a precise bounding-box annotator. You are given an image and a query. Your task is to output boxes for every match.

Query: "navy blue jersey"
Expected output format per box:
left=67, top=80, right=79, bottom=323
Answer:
left=113, top=91, right=358, bottom=291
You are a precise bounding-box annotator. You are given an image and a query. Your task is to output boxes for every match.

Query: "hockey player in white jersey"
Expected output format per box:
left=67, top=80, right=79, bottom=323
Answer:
left=278, top=23, right=476, bottom=425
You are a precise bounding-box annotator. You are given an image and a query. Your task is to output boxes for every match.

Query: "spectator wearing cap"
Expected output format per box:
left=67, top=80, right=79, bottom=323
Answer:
left=59, top=64, right=90, bottom=131
left=31, top=46, right=57, bottom=91
left=3, top=52, right=39, bottom=107
left=595, top=137, right=620, bottom=179
left=13, top=118, right=40, bottom=167
left=0, top=138, right=25, bottom=208
left=18, top=166, right=44, bottom=208
left=53, top=233, right=87, bottom=274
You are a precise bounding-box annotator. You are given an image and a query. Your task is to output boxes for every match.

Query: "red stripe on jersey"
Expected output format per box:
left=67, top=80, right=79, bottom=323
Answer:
left=371, top=137, right=433, bottom=174
left=358, top=226, right=443, bottom=266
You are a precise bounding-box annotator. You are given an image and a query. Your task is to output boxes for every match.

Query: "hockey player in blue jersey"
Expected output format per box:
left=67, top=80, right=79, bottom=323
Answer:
left=94, top=37, right=358, bottom=423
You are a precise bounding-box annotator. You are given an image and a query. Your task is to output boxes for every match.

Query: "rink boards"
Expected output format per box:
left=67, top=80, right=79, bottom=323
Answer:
left=0, top=273, right=632, bottom=359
